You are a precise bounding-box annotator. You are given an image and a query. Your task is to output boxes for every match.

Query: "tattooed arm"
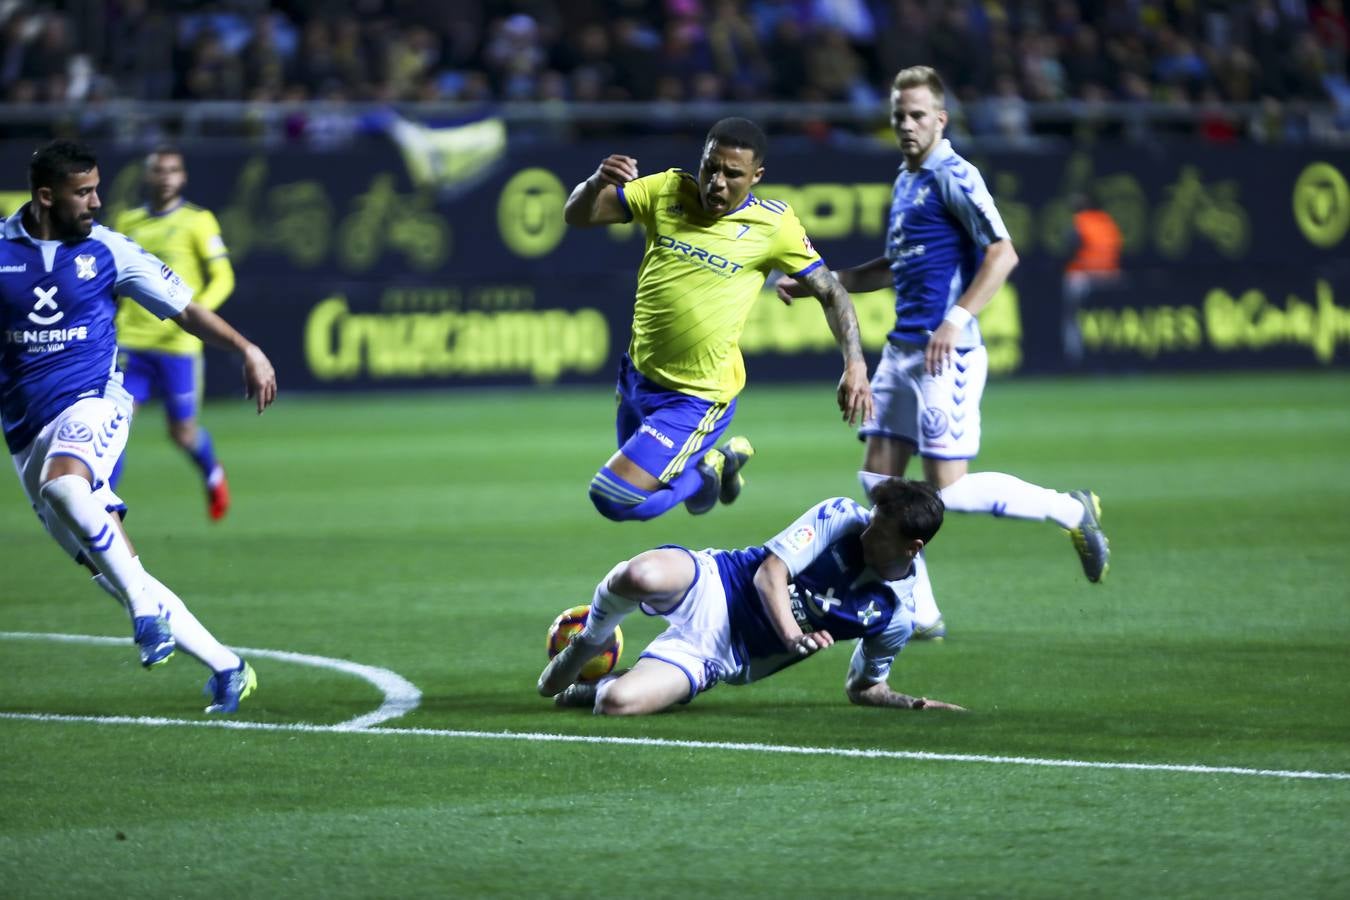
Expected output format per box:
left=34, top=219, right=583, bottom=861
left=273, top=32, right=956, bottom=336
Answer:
left=777, top=256, right=891, bottom=301
left=798, top=264, right=874, bottom=426
left=846, top=678, right=965, bottom=711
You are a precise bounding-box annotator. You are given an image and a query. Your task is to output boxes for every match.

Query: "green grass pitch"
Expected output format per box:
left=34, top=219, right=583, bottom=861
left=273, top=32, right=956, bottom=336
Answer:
left=2, top=371, right=1348, bottom=898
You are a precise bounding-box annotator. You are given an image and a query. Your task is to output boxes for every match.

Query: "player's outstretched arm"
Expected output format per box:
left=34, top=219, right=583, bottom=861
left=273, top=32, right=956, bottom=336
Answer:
left=172, top=302, right=277, bottom=413
left=776, top=256, right=890, bottom=305
left=845, top=678, right=965, bottom=711
left=797, top=265, right=873, bottom=426
left=564, top=155, right=639, bottom=227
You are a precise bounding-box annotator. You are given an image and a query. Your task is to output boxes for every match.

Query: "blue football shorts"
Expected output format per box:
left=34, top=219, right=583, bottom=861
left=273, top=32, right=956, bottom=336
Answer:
left=120, top=349, right=201, bottom=422
left=613, top=354, right=736, bottom=484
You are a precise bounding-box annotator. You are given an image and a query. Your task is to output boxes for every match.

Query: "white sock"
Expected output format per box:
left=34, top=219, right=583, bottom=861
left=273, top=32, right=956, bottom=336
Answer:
left=940, top=472, right=1085, bottom=529
left=40, top=475, right=156, bottom=617
left=858, top=470, right=890, bottom=502
left=910, top=551, right=942, bottom=629
left=138, top=565, right=241, bottom=673
left=579, top=567, right=640, bottom=644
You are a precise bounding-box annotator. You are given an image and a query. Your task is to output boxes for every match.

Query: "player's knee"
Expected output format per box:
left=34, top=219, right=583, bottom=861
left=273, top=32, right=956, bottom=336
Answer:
left=169, top=427, right=195, bottom=450
left=594, top=677, right=645, bottom=716
left=588, top=468, right=653, bottom=522
left=617, top=554, right=668, bottom=595
left=39, top=473, right=91, bottom=513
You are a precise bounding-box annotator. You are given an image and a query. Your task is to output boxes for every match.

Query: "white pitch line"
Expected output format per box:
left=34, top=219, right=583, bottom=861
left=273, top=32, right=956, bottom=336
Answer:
left=1, top=711, right=1348, bottom=782
left=0, top=631, right=421, bottom=729
left=3, top=632, right=1348, bottom=783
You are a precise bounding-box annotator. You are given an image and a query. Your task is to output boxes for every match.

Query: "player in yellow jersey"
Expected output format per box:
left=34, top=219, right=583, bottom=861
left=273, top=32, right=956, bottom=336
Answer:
left=110, top=148, right=235, bottom=520
left=566, top=118, right=873, bottom=521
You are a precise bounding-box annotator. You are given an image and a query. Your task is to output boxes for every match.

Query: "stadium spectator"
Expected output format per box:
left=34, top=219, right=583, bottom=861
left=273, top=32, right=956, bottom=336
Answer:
left=706, top=0, right=768, bottom=99
left=539, top=478, right=965, bottom=715
left=972, top=72, right=1032, bottom=143
left=763, top=17, right=810, bottom=101
left=182, top=27, right=244, bottom=101
left=241, top=12, right=290, bottom=99
left=804, top=25, right=871, bottom=102
left=0, top=0, right=1346, bottom=142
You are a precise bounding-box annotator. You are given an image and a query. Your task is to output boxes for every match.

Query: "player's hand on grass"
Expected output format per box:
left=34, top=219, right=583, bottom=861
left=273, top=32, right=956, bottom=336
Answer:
left=593, top=154, right=639, bottom=187
left=837, top=361, right=873, bottom=426
left=241, top=344, right=277, bottom=413
left=788, top=629, right=834, bottom=656
left=774, top=275, right=811, bottom=305
left=912, top=697, right=966, bottom=711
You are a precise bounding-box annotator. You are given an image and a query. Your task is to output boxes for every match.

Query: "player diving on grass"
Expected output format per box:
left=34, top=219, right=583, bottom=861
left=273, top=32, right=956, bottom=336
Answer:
left=777, top=67, right=1110, bottom=640
left=1, top=141, right=276, bottom=713
left=565, top=117, right=873, bottom=521
left=110, top=147, right=236, bottom=521
left=539, top=477, right=963, bottom=714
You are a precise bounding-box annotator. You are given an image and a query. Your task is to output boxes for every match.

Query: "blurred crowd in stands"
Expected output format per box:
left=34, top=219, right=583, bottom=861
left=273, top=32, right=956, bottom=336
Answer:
left=3, top=0, right=1349, bottom=142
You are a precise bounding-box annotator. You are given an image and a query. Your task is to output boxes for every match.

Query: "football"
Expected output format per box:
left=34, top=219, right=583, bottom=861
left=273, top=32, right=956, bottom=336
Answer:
left=546, top=605, right=623, bottom=681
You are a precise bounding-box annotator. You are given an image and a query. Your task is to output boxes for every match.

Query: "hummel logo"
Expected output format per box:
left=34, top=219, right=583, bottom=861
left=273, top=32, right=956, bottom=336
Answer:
left=0, top=263, right=26, bottom=273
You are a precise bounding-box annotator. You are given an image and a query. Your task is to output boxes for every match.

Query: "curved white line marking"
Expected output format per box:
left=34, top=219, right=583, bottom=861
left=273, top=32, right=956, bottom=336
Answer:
left=0, top=631, right=421, bottom=729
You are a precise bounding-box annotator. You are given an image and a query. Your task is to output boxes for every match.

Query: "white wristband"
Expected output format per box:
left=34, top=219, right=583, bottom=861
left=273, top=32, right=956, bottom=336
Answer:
left=943, top=305, right=973, bottom=329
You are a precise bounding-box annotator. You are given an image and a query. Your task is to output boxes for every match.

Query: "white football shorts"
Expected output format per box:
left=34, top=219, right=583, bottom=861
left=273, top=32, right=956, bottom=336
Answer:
left=859, top=340, right=988, bottom=460
left=638, top=548, right=742, bottom=701
left=11, top=392, right=132, bottom=562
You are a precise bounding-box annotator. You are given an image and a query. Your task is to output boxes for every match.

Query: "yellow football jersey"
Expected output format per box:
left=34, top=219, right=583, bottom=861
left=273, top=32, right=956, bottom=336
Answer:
left=619, top=168, right=822, bottom=402
left=115, top=202, right=231, bottom=355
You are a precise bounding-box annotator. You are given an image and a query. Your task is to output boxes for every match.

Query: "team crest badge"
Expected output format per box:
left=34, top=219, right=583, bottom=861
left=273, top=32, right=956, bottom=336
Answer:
left=74, top=255, right=97, bottom=280
left=802, top=234, right=814, bottom=253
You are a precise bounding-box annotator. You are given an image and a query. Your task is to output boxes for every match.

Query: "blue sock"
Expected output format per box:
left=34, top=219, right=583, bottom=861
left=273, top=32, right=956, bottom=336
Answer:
left=589, top=465, right=705, bottom=522
left=186, top=428, right=219, bottom=482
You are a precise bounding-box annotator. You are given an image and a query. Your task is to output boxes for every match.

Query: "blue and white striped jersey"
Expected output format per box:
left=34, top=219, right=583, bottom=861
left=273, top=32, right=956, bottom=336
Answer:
left=714, top=496, right=917, bottom=685
left=1, top=205, right=191, bottom=453
left=885, top=139, right=1010, bottom=348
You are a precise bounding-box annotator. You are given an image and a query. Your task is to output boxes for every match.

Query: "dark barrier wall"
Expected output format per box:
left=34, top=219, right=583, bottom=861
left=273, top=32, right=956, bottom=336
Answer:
left=3, top=134, right=1346, bottom=394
